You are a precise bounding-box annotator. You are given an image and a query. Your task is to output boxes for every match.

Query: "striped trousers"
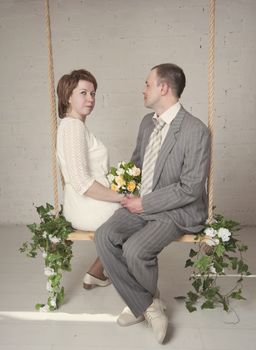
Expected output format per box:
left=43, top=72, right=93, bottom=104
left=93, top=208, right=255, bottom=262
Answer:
left=94, top=208, right=182, bottom=317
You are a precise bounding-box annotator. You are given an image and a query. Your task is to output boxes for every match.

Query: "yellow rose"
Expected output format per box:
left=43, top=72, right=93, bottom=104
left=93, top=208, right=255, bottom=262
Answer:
left=111, top=183, right=119, bottom=192
left=115, top=175, right=126, bottom=187
left=127, top=181, right=136, bottom=193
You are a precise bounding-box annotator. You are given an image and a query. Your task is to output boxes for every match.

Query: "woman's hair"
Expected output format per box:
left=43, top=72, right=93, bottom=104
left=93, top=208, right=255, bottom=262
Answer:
left=57, top=69, right=98, bottom=118
left=152, top=63, right=186, bottom=98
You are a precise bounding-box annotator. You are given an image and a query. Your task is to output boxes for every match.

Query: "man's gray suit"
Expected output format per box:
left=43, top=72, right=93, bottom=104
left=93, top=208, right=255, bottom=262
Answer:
left=95, top=106, right=210, bottom=317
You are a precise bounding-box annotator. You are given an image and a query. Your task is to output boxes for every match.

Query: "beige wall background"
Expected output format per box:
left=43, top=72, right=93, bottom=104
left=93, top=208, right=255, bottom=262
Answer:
left=0, top=0, right=255, bottom=225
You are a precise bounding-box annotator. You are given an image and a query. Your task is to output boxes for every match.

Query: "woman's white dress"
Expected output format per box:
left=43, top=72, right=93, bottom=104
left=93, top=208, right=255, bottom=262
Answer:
left=57, top=117, right=120, bottom=231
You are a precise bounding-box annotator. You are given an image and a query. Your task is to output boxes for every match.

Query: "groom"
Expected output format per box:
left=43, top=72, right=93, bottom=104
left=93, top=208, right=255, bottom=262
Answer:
left=95, top=63, right=210, bottom=344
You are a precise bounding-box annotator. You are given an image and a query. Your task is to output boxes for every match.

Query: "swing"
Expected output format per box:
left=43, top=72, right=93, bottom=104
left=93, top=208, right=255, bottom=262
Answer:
left=44, top=0, right=215, bottom=243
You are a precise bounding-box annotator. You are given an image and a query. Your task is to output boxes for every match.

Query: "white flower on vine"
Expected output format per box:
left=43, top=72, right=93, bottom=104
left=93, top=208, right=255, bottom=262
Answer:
left=205, top=237, right=219, bottom=246
left=39, top=304, right=50, bottom=312
left=204, top=227, right=217, bottom=238
left=217, top=228, right=231, bottom=242
left=50, top=298, right=57, bottom=308
left=44, top=267, right=55, bottom=277
left=49, top=236, right=61, bottom=244
left=209, top=264, right=217, bottom=274
left=46, top=281, right=53, bottom=292
left=42, top=231, right=48, bottom=238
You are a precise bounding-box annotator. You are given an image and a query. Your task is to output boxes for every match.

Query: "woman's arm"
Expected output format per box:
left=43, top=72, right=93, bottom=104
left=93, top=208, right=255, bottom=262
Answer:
left=62, top=119, right=123, bottom=203
left=85, top=181, right=123, bottom=202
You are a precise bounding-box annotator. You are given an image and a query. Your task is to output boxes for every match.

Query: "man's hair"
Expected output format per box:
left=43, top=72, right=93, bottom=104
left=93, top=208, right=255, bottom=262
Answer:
left=152, top=63, right=186, bottom=98
left=57, top=69, right=97, bottom=118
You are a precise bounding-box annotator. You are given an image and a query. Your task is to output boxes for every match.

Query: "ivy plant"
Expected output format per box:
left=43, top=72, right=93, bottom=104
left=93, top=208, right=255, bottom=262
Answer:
left=19, top=203, right=73, bottom=311
left=185, top=215, right=250, bottom=312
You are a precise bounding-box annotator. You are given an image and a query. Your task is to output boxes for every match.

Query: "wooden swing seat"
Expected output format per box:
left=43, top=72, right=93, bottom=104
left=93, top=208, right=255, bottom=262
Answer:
left=67, top=230, right=209, bottom=243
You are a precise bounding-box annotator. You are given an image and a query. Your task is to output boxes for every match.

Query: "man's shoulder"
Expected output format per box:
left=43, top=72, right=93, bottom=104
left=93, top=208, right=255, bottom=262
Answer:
left=181, top=107, right=209, bottom=133
left=141, top=112, right=154, bottom=124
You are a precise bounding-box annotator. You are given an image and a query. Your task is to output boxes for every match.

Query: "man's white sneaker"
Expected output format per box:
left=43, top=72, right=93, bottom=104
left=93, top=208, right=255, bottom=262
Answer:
left=144, top=298, right=168, bottom=344
left=117, top=306, right=145, bottom=327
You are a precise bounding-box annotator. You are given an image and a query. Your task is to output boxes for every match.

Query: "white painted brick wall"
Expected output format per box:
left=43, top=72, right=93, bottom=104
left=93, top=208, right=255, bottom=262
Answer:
left=0, top=0, right=255, bottom=225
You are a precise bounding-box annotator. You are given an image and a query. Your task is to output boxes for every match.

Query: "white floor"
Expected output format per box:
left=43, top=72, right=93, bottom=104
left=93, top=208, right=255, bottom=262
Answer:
left=0, top=225, right=255, bottom=350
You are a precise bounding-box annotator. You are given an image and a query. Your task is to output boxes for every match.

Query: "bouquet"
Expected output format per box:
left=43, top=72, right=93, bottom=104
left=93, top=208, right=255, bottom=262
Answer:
left=107, top=161, right=141, bottom=195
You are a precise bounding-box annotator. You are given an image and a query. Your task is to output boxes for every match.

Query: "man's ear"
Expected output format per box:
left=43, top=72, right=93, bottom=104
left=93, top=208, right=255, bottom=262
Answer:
left=160, top=82, right=169, bottom=96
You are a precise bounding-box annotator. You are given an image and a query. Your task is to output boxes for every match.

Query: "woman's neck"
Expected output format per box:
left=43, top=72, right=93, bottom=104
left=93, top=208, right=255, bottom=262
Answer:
left=66, top=114, right=86, bottom=122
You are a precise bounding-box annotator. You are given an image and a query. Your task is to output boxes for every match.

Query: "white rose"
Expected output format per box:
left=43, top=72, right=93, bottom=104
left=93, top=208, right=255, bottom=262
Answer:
left=107, top=174, right=115, bottom=182
left=132, top=166, right=140, bottom=176
left=42, top=231, right=48, bottom=238
left=39, top=304, right=50, bottom=312
left=218, top=228, right=231, bottom=242
left=127, top=168, right=133, bottom=176
left=49, top=236, right=61, bottom=244
left=46, top=281, right=53, bottom=292
left=205, top=238, right=219, bottom=247
left=204, top=227, right=217, bottom=238
left=44, top=267, right=55, bottom=277
left=116, top=168, right=125, bottom=175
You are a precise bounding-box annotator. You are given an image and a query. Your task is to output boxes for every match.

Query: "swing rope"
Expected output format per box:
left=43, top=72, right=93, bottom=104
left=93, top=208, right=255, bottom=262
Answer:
left=44, top=0, right=59, bottom=215
left=207, top=0, right=215, bottom=225
left=44, top=0, right=216, bottom=240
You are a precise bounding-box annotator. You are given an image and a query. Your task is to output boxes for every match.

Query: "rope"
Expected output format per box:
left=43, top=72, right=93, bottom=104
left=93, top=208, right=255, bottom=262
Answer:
left=207, top=0, right=216, bottom=224
left=44, top=0, right=59, bottom=215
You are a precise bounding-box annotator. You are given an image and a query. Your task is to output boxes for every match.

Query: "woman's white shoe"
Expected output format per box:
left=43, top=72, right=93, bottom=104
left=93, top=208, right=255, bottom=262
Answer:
left=83, top=273, right=111, bottom=289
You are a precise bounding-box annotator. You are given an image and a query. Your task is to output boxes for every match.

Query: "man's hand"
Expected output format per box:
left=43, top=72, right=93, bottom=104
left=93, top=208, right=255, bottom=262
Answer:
left=120, top=195, right=144, bottom=213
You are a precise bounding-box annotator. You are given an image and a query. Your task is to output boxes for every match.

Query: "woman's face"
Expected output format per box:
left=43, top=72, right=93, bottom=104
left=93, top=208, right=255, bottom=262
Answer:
left=68, top=80, right=96, bottom=118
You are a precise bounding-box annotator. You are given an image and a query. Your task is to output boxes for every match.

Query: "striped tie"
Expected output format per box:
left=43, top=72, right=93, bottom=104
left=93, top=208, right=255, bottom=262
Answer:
left=140, top=118, right=166, bottom=196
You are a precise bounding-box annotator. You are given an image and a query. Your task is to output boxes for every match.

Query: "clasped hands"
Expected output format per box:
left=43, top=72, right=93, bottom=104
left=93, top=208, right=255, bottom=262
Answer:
left=120, top=194, right=144, bottom=214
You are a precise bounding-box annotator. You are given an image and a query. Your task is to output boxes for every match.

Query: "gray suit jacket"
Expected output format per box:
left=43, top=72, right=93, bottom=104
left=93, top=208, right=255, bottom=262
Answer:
left=131, top=106, right=210, bottom=233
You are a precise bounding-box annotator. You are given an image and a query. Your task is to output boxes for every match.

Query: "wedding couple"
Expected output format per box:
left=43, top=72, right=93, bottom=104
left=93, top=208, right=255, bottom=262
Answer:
left=56, top=63, right=210, bottom=344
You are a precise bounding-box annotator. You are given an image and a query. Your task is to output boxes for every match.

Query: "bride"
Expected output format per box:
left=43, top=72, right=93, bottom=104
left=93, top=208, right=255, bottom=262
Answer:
left=56, top=69, right=123, bottom=289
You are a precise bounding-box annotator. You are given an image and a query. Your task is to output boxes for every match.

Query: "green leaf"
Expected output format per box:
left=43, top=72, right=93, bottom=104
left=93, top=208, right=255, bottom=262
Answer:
left=238, top=244, right=248, bottom=252
left=238, top=260, right=249, bottom=274
left=203, top=276, right=214, bottom=290
left=229, top=257, right=238, bottom=270
left=192, top=278, right=202, bottom=293
left=201, top=300, right=214, bottom=309
left=214, top=244, right=225, bottom=257
left=186, top=301, right=197, bottom=313
left=185, top=259, right=194, bottom=268
left=202, top=287, right=219, bottom=299
left=230, top=289, right=246, bottom=300
left=187, top=291, right=199, bottom=303
left=189, top=249, right=198, bottom=258
left=194, top=255, right=211, bottom=272
left=35, top=303, right=44, bottom=310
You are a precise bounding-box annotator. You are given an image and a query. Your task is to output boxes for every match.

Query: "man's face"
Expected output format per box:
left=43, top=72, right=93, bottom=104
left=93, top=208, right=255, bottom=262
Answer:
left=143, top=69, right=162, bottom=110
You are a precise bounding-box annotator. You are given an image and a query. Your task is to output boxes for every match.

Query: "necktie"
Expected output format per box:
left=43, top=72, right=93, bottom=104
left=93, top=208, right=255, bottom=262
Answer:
left=140, top=118, right=166, bottom=196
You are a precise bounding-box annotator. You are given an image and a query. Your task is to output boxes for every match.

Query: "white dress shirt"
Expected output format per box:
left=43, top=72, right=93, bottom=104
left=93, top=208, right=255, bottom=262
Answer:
left=152, top=101, right=181, bottom=145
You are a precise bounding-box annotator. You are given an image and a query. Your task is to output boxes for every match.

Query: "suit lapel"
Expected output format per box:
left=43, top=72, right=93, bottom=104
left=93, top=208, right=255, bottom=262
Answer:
left=152, top=106, right=186, bottom=189
left=141, top=114, right=155, bottom=159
